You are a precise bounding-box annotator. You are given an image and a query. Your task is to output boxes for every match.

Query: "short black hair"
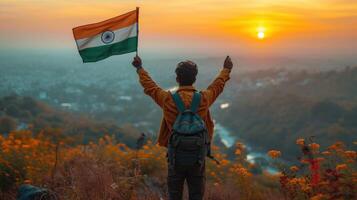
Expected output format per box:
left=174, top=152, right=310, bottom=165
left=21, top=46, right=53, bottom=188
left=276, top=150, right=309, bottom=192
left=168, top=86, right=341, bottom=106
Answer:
left=175, top=60, right=198, bottom=86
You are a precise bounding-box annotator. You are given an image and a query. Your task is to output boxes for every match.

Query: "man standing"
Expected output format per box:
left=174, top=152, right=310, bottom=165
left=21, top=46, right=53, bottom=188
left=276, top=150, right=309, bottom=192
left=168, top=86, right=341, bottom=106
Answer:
left=132, top=56, right=233, bottom=200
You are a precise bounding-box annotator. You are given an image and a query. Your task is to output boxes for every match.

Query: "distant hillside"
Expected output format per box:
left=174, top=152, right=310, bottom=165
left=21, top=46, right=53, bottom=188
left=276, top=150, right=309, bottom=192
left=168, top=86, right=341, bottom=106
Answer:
left=220, top=67, right=357, bottom=161
left=0, top=95, right=142, bottom=147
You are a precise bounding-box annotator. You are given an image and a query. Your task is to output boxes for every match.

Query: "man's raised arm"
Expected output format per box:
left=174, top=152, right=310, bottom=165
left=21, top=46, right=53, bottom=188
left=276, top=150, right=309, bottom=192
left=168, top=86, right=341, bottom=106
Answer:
left=202, top=56, right=233, bottom=106
left=132, top=56, right=168, bottom=108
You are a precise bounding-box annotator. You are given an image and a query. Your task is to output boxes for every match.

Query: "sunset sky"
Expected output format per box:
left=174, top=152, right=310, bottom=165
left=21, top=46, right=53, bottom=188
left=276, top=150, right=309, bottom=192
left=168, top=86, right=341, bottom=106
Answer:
left=1, top=0, right=357, bottom=58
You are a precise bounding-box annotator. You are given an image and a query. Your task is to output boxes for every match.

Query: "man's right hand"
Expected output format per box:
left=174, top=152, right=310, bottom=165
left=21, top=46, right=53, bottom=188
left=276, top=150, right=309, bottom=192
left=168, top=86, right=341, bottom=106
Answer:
left=132, top=55, right=142, bottom=69
left=223, top=56, right=233, bottom=70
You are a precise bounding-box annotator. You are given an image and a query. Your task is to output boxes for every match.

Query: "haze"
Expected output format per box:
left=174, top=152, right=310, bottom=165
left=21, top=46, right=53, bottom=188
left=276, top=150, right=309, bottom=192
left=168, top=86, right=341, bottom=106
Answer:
left=1, top=0, right=357, bottom=59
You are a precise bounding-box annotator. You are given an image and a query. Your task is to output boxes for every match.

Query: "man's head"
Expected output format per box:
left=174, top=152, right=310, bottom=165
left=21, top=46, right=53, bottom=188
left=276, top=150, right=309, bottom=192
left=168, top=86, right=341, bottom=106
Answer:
left=175, top=60, right=198, bottom=86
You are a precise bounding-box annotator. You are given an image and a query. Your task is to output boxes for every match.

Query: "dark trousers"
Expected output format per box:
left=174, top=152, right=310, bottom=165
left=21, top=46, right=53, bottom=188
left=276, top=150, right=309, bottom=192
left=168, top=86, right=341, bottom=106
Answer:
left=167, top=164, right=205, bottom=200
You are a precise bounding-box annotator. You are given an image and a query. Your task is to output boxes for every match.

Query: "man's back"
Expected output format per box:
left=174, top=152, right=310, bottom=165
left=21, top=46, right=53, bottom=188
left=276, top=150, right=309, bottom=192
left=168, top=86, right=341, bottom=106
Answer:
left=136, top=67, right=231, bottom=147
left=132, top=56, right=233, bottom=200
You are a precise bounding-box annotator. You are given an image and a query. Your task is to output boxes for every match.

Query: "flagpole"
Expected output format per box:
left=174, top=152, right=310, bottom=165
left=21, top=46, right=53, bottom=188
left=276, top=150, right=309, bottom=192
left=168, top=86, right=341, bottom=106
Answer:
left=136, top=7, right=139, bottom=57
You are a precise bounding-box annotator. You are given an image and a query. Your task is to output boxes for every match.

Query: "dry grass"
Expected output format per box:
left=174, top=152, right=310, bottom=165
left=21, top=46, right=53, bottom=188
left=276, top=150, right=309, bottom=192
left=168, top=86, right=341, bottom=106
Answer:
left=3, top=131, right=355, bottom=199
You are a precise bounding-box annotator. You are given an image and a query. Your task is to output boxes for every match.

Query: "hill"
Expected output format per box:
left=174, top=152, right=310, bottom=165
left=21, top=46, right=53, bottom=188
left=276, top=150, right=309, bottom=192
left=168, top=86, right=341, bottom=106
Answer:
left=219, top=67, right=357, bottom=161
left=0, top=95, right=142, bottom=147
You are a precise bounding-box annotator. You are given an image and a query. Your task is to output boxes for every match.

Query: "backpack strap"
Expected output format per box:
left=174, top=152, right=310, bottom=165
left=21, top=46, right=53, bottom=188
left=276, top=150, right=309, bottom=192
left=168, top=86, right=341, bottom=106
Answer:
left=190, top=92, right=201, bottom=113
left=171, top=92, right=185, bottom=113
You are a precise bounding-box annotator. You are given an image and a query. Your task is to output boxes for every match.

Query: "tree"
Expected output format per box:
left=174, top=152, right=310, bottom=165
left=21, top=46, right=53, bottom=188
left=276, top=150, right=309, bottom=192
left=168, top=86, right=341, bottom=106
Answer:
left=0, top=116, right=17, bottom=134
left=5, top=104, right=21, bottom=117
left=311, top=101, right=344, bottom=123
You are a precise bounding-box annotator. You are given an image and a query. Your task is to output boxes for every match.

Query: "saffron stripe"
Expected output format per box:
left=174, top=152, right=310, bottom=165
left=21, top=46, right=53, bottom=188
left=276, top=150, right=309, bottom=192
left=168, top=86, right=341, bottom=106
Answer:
left=73, top=10, right=137, bottom=40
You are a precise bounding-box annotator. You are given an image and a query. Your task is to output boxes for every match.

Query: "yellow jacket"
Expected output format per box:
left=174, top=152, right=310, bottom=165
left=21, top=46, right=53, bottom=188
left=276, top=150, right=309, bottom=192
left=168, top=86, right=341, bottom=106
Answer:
left=137, top=67, right=231, bottom=147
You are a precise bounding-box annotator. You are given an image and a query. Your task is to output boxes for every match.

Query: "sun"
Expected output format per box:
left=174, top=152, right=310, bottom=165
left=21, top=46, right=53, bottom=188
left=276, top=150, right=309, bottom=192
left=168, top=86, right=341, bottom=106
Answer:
left=256, top=26, right=266, bottom=40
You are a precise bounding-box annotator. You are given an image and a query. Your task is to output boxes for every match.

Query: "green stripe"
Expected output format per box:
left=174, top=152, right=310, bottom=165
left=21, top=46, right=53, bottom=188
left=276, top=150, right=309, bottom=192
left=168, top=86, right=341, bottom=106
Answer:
left=79, top=37, right=137, bottom=62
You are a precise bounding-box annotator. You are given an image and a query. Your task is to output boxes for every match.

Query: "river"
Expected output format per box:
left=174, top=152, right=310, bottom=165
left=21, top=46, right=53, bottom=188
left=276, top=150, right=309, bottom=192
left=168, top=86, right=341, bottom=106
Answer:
left=214, top=123, right=278, bottom=174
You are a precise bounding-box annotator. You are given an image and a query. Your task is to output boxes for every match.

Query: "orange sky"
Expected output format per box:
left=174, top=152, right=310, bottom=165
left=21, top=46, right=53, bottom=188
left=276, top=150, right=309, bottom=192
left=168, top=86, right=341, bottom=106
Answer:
left=1, top=0, right=357, bottom=57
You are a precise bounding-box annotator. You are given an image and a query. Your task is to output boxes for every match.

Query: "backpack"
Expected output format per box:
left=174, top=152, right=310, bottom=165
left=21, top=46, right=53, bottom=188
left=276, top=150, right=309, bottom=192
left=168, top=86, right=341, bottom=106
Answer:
left=167, top=91, right=213, bottom=168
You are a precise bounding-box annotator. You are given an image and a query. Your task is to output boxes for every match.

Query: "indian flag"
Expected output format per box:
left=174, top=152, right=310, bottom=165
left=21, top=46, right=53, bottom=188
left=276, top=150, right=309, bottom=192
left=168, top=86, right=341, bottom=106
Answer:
left=73, top=8, right=139, bottom=63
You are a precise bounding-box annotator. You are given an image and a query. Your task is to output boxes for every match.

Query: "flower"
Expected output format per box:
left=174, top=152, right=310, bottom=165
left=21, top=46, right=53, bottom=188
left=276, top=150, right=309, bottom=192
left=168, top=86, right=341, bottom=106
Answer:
left=328, top=142, right=344, bottom=151
left=310, top=194, right=325, bottom=200
left=288, top=177, right=306, bottom=185
left=309, top=143, right=320, bottom=151
left=234, top=167, right=251, bottom=177
left=220, top=159, right=229, bottom=166
left=316, top=157, right=325, bottom=162
left=321, top=151, right=331, bottom=156
left=267, top=150, right=281, bottom=159
left=336, top=164, right=348, bottom=171
left=296, top=138, right=305, bottom=146
left=290, top=166, right=299, bottom=172
left=344, top=151, right=356, bottom=159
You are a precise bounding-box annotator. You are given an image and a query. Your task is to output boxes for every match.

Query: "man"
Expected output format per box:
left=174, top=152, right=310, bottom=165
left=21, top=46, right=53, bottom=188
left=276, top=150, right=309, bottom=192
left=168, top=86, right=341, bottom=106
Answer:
left=132, top=55, right=233, bottom=200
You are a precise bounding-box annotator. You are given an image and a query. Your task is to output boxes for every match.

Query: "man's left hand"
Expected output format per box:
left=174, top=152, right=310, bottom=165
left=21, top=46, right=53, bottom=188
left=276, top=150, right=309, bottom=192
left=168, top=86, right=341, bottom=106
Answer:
left=132, top=56, right=142, bottom=69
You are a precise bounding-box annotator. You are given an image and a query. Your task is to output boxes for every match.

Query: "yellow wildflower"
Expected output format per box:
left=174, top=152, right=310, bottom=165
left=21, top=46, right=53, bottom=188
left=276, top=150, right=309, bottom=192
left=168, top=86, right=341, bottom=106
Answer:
left=267, top=150, right=281, bottom=159
left=328, top=142, right=343, bottom=151
left=290, top=166, right=299, bottom=172
left=336, top=164, right=348, bottom=171
left=316, top=157, right=325, bottom=162
left=235, top=167, right=251, bottom=177
left=288, top=177, right=306, bottom=185
left=321, top=151, right=331, bottom=156
left=309, top=143, right=320, bottom=151
left=299, top=159, right=308, bottom=165
left=310, top=194, right=325, bottom=200
left=220, top=159, right=229, bottom=166
left=347, top=159, right=354, bottom=163
left=344, top=151, right=356, bottom=159
left=296, top=138, right=305, bottom=146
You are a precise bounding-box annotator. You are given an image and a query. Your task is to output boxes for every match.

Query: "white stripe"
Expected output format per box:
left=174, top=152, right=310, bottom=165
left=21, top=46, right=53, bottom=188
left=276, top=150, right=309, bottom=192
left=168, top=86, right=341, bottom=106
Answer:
left=76, top=23, right=137, bottom=50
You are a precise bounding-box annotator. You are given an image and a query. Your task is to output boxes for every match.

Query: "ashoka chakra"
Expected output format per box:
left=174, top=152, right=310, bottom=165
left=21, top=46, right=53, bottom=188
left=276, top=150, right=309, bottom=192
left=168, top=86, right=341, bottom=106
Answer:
left=101, top=30, right=115, bottom=44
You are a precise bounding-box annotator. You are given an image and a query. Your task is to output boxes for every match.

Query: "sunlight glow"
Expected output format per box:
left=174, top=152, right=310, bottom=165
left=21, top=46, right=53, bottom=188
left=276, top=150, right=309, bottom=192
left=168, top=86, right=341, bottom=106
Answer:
left=258, top=31, right=265, bottom=39
left=257, top=26, right=266, bottom=40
